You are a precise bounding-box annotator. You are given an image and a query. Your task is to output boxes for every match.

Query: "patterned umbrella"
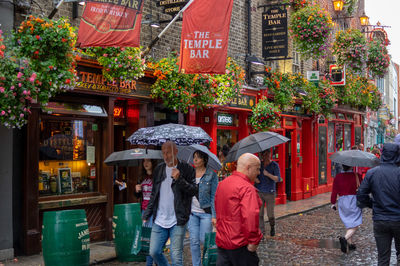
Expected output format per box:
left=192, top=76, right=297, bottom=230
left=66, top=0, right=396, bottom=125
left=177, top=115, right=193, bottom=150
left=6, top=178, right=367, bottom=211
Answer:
left=127, top=123, right=212, bottom=146
left=104, top=148, right=162, bottom=167
left=225, top=131, right=290, bottom=163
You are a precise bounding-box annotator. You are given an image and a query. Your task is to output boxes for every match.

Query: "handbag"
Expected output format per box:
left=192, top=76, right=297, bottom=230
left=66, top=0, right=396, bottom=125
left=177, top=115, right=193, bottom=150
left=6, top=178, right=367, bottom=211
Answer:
left=202, top=231, right=218, bottom=266
left=139, top=226, right=152, bottom=255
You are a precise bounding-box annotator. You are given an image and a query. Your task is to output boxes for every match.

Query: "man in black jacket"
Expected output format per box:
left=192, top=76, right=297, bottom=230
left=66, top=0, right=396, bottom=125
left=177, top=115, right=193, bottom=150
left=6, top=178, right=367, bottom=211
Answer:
left=357, top=143, right=400, bottom=266
left=143, top=141, right=197, bottom=266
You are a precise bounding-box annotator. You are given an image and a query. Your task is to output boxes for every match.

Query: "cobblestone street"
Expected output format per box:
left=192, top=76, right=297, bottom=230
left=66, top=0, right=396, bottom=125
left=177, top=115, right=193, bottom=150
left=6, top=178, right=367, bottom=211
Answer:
left=102, top=205, right=398, bottom=266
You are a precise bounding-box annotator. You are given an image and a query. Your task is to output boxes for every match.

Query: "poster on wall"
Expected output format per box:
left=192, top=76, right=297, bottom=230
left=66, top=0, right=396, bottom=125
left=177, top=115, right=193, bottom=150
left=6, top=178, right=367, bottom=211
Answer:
left=58, top=168, right=73, bottom=194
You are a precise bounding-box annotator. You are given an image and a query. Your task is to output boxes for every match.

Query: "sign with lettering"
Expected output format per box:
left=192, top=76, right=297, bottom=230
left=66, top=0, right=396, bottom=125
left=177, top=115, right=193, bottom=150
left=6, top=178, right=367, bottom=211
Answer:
left=217, top=113, right=234, bottom=126
left=262, top=6, right=288, bottom=59
left=77, top=0, right=144, bottom=47
left=228, top=95, right=256, bottom=110
left=75, top=65, right=152, bottom=97
left=369, top=28, right=390, bottom=46
left=179, top=0, right=233, bottom=74
left=157, top=0, right=189, bottom=16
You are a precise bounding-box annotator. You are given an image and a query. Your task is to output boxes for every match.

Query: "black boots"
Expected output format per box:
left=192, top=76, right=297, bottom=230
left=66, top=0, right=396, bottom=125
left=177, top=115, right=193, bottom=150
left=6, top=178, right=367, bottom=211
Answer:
left=339, top=237, right=348, bottom=253
left=270, top=217, right=275, bottom=237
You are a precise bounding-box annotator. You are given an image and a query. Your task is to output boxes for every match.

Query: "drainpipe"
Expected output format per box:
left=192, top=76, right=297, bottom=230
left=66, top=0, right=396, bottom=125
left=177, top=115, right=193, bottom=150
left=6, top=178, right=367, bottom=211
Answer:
left=246, top=0, right=252, bottom=84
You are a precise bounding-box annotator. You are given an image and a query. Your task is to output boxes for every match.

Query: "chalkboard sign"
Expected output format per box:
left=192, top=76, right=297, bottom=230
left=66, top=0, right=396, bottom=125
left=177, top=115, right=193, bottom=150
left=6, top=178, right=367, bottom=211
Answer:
left=58, top=168, right=73, bottom=194
left=262, top=6, right=288, bottom=59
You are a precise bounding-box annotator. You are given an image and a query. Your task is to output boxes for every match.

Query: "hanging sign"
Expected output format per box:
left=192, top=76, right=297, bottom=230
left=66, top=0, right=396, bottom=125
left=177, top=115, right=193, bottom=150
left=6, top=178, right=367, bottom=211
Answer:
left=369, top=28, right=390, bottom=46
left=262, top=6, right=288, bottom=59
left=329, top=64, right=345, bottom=86
left=77, top=0, right=144, bottom=47
left=217, top=113, right=234, bottom=126
left=179, top=0, right=233, bottom=74
left=157, top=0, right=189, bottom=16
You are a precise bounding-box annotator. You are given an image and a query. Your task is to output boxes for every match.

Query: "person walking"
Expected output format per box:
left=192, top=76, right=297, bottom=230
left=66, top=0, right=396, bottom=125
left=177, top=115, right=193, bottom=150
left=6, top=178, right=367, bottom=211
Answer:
left=330, top=164, right=363, bottom=253
left=255, top=149, right=282, bottom=237
left=357, top=143, right=400, bottom=265
left=187, top=150, right=218, bottom=266
left=143, top=141, right=197, bottom=266
left=135, top=159, right=157, bottom=266
left=215, top=153, right=263, bottom=266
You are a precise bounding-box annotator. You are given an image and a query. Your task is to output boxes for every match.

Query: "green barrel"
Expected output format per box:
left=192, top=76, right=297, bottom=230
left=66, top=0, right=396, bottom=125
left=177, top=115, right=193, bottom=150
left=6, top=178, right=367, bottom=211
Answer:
left=42, top=209, right=90, bottom=266
left=113, top=203, right=146, bottom=262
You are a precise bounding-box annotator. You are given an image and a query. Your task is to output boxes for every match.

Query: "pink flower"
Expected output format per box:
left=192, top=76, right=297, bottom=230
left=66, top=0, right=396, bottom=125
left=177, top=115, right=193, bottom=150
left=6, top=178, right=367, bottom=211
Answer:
left=0, top=87, right=4, bottom=93
left=18, top=83, right=22, bottom=87
left=20, top=113, right=24, bottom=118
left=29, top=73, right=37, bottom=83
left=0, top=111, right=5, bottom=115
left=17, top=72, right=23, bottom=79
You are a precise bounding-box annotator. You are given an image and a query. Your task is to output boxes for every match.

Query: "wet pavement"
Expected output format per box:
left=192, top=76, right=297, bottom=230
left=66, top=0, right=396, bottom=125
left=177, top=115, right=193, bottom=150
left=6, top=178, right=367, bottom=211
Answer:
left=98, top=205, right=399, bottom=265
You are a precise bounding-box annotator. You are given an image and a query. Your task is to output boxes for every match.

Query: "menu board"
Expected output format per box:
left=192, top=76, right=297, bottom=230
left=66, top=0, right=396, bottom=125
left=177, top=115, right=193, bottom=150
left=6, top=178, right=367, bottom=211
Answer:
left=58, top=168, right=73, bottom=194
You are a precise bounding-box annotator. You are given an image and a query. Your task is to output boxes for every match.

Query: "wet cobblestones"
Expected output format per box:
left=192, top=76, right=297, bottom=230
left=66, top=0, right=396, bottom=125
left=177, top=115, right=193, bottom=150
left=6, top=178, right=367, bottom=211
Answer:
left=102, top=205, right=399, bottom=265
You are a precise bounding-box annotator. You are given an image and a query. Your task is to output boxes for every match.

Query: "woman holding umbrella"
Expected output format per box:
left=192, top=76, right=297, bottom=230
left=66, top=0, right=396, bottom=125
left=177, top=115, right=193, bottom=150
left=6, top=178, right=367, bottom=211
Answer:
left=187, top=150, right=218, bottom=266
left=331, top=164, right=363, bottom=253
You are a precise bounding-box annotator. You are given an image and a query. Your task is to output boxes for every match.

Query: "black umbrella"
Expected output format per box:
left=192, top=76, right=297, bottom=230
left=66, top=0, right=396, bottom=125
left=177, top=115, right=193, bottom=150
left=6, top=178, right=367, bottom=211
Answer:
left=330, top=150, right=380, bottom=168
left=177, top=144, right=222, bottom=171
left=104, top=148, right=163, bottom=167
left=127, top=123, right=212, bottom=146
left=225, top=131, right=290, bottom=163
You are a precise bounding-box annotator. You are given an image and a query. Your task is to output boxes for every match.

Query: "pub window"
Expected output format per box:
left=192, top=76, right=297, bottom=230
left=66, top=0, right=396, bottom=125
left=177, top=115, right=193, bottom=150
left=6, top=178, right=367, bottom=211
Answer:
left=328, top=122, right=335, bottom=153
left=292, top=49, right=301, bottom=74
left=338, top=113, right=345, bottom=120
left=39, top=119, right=99, bottom=196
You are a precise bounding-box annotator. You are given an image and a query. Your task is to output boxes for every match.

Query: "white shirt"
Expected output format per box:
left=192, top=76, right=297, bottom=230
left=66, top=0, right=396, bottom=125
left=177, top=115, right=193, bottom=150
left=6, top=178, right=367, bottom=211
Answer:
left=154, top=165, right=177, bottom=228
left=191, top=177, right=205, bottom=213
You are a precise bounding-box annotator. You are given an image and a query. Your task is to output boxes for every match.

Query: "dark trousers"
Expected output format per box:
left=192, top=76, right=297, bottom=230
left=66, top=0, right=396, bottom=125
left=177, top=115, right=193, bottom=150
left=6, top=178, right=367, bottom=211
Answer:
left=373, top=220, right=400, bottom=266
left=216, top=246, right=259, bottom=266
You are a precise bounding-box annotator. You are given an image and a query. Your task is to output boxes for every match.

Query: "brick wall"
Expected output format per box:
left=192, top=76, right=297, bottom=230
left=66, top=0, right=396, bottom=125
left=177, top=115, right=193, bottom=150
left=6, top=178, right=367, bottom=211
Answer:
left=14, top=0, right=365, bottom=75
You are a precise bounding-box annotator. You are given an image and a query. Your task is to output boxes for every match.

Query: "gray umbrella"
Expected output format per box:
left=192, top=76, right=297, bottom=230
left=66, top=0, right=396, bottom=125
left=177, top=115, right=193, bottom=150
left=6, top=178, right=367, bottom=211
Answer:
left=104, top=148, right=163, bottom=167
left=330, top=150, right=380, bottom=168
left=127, top=123, right=212, bottom=146
left=225, top=131, right=290, bottom=163
left=177, top=144, right=222, bottom=171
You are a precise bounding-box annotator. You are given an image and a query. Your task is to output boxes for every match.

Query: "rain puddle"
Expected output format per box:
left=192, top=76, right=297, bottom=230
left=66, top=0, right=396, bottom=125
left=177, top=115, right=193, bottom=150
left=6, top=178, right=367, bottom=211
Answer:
left=274, top=237, right=341, bottom=249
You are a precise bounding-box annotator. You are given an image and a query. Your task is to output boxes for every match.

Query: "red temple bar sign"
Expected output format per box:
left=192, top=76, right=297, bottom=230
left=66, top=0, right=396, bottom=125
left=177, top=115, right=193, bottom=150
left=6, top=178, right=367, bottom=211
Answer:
left=77, top=0, right=144, bottom=47
left=179, top=0, right=233, bottom=74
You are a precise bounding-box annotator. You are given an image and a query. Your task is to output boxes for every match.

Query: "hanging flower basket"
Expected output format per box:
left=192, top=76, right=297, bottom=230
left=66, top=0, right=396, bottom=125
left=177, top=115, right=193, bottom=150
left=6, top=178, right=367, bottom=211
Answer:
left=0, top=16, right=77, bottom=129
left=289, top=4, right=333, bottom=59
left=367, top=39, right=390, bottom=78
left=318, top=80, right=337, bottom=116
left=249, top=97, right=281, bottom=132
left=332, top=29, right=367, bottom=74
left=335, top=74, right=382, bottom=111
left=284, top=0, right=310, bottom=11
left=264, top=67, right=295, bottom=110
left=83, top=47, right=145, bottom=81
left=290, top=73, right=322, bottom=114
left=0, top=30, right=5, bottom=58
left=12, top=15, right=77, bottom=93
left=148, top=54, right=244, bottom=113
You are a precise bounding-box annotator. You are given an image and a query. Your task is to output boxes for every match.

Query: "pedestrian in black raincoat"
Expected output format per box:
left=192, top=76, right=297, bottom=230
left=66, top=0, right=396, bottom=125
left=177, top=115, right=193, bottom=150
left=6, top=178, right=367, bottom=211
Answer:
left=357, top=143, right=400, bottom=266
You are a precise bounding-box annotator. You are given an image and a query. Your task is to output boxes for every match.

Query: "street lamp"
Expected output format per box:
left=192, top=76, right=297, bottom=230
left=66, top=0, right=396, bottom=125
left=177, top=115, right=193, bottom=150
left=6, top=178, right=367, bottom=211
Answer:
left=332, top=0, right=344, bottom=12
left=359, top=12, right=369, bottom=26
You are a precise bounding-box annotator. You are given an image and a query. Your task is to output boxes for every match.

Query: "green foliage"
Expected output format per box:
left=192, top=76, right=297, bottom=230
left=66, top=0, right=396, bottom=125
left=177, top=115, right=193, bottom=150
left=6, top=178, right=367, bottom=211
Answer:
left=289, top=4, right=333, bottom=59
left=148, top=54, right=245, bottom=113
left=83, top=47, right=145, bottom=81
left=332, top=29, right=367, bottom=74
left=249, top=97, right=281, bottom=132
left=264, top=67, right=294, bottom=110
left=1, top=16, right=77, bottom=128
left=367, top=39, right=390, bottom=78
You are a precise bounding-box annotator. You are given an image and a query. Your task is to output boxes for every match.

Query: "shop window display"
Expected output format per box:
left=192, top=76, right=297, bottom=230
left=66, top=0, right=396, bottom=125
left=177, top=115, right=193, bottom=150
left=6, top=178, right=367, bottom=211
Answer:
left=39, top=119, right=98, bottom=196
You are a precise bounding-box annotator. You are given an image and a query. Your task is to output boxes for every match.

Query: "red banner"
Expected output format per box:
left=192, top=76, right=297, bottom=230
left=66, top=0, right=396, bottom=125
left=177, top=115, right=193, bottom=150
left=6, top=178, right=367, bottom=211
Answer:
left=179, top=0, right=233, bottom=74
left=77, top=0, right=144, bottom=47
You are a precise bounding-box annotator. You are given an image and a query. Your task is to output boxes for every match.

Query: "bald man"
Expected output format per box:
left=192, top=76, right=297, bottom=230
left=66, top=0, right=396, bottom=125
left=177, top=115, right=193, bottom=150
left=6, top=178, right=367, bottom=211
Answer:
left=143, top=141, right=197, bottom=266
left=214, top=153, right=263, bottom=266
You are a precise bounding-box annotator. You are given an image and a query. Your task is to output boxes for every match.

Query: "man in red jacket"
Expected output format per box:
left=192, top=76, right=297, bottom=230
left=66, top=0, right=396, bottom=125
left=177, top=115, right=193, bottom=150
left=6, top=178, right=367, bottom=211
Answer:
left=215, top=153, right=263, bottom=266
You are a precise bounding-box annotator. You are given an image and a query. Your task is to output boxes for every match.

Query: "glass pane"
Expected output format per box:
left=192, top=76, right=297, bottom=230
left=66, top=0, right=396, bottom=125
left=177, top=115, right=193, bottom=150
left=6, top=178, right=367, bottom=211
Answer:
left=39, top=119, right=98, bottom=196
left=318, top=126, right=327, bottom=185
left=344, top=124, right=351, bottom=150
left=335, top=124, right=344, bottom=151
left=328, top=123, right=335, bottom=153
left=43, top=102, right=107, bottom=117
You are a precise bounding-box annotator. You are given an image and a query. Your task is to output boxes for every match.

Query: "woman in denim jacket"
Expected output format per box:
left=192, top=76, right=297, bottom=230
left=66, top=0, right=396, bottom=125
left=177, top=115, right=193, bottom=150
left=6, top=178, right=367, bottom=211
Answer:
left=188, top=150, right=218, bottom=266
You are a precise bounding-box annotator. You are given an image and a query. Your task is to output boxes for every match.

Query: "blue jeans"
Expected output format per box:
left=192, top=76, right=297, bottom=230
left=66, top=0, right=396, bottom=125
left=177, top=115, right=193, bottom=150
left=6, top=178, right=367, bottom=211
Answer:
left=188, top=212, right=213, bottom=266
left=149, top=223, right=186, bottom=266
left=142, top=210, right=153, bottom=266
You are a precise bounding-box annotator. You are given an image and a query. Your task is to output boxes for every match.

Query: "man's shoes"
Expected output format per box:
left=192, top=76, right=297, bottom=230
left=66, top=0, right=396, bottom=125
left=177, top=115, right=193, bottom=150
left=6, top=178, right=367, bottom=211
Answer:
left=270, top=226, right=275, bottom=237
left=349, top=244, right=356, bottom=251
left=339, top=237, right=348, bottom=253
